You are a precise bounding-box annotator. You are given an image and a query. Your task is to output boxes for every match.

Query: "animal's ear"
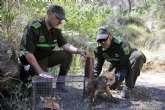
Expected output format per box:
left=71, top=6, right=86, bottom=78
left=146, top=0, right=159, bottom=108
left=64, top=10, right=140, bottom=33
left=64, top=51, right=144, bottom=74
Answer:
left=103, top=70, right=109, bottom=74
left=112, top=72, right=115, bottom=76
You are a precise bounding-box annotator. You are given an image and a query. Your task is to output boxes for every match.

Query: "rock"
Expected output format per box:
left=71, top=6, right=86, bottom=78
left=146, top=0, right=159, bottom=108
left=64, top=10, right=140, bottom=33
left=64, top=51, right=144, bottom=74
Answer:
left=0, top=39, right=20, bottom=89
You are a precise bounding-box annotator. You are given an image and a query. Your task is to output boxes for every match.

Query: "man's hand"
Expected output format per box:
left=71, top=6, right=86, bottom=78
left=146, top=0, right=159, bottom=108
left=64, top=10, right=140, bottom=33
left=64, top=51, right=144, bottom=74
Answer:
left=77, top=49, right=89, bottom=58
left=62, top=43, right=90, bottom=58
left=39, top=72, right=54, bottom=78
left=25, top=53, right=54, bottom=79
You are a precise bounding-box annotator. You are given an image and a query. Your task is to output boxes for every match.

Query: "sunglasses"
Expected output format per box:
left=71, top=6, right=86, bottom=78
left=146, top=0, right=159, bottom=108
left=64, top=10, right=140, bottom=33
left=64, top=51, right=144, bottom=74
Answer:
left=97, top=37, right=109, bottom=43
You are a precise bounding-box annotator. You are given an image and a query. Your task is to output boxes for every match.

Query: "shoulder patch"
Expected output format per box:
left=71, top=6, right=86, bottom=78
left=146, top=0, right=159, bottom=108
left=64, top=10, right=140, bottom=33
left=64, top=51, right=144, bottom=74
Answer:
left=123, top=46, right=130, bottom=55
left=32, top=22, right=41, bottom=29
left=113, top=36, right=122, bottom=44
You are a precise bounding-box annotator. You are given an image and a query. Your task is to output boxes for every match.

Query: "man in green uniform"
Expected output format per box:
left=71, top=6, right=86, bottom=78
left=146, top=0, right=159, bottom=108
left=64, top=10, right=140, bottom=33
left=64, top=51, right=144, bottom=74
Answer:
left=93, top=26, right=146, bottom=98
left=20, top=4, right=88, bottom=92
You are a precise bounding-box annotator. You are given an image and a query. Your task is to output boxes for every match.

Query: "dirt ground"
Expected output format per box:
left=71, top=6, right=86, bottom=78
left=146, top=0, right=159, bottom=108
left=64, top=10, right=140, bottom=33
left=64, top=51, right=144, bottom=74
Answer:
left=1, top=52, right=165, bottom=110
left=52, top=71, right=165, bottom=110
left=2, top=71, right=164, bottom=110
left=53, top=52, right=165, bottom=110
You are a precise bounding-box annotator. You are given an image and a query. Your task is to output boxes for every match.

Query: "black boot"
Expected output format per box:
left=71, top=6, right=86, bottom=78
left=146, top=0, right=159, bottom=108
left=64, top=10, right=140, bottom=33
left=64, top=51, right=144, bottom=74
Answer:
left=120, top=86, right=131, bottom=98
left=56, top=76, right=69, bottom=93
left=56, top=82, right=69, bottom=93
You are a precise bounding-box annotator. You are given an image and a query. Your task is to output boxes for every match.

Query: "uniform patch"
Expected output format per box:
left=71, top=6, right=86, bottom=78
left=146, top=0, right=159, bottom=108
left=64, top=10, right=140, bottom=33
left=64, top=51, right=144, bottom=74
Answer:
left=39, top=36, right=46, bottom=42
left=113, top=36, right=121, bottom=44
left=32, top=22, right=41, bottom=29
left=115, top=54, right=119, bottom=57
left=102, top=52, right=120, bottom=62
left=123, top=46, right=130, bottom=55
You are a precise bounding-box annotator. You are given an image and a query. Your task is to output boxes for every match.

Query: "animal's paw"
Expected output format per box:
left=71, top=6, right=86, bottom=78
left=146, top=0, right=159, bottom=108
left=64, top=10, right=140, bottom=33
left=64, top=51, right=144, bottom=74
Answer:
left=111, top=97, right=119, bottom=103
left=91, top=101, right=97, bottom=106
left=106, top=97, right=119, bottom=103
left=85, top=98, right=90, bottom=103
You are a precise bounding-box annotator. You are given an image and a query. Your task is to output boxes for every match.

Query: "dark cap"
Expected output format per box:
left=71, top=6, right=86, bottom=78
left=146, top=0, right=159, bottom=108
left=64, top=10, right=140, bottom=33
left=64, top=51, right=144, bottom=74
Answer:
left=47, top=4, right=67, bottom=22
left=96, top=26, right=109, bottom=41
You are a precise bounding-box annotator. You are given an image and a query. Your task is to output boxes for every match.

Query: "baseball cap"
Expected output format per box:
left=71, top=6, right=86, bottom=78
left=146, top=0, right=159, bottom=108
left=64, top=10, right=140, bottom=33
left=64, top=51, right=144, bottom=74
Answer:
left=96, top=26, right=109, bottom=41
left=47, top=4, right=68, bottom=22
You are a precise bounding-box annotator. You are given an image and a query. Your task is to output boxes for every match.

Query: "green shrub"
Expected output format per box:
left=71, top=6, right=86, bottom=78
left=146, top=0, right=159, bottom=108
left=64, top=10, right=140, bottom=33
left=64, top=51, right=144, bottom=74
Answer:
left=119, top=24, right=151, bottom=48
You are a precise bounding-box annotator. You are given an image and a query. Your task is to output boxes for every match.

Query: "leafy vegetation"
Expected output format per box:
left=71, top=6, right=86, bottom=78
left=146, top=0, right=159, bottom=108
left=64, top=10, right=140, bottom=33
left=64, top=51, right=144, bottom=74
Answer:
left=119, top=24, right=151, bottom=48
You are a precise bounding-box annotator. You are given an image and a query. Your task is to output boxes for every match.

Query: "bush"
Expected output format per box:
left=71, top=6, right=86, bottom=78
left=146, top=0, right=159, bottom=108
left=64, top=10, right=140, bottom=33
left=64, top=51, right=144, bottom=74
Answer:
left=119, top=24, right=151, bottom=48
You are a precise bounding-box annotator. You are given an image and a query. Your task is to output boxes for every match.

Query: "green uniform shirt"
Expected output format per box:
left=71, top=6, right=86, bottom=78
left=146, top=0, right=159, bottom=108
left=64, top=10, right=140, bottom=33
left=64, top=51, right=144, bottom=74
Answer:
left=94, top=36, right=134, bottom=76
left=21, top=18, right=67, bottom=60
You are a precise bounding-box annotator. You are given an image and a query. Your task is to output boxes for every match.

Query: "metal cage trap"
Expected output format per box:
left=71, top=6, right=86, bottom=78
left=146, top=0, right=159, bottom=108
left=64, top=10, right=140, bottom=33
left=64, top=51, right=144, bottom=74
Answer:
left=32, top=57, right=94, bottom=110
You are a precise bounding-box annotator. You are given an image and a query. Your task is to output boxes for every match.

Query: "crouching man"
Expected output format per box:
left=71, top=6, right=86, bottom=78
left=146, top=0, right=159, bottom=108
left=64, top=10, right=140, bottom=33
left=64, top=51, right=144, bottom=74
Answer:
left=93, top=26, right=146, bottom=98
left=20, top=4, right=88, bottom=93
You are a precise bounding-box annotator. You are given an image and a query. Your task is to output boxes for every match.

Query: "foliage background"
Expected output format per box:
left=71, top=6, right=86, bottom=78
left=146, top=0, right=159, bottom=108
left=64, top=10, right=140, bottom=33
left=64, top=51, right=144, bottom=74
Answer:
left=1, top=0, right=165, bottom=74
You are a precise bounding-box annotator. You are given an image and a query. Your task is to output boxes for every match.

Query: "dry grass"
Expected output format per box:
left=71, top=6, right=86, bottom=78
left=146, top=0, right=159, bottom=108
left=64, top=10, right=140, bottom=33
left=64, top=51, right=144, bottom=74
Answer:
left=141, top=49, right=165, bottom=73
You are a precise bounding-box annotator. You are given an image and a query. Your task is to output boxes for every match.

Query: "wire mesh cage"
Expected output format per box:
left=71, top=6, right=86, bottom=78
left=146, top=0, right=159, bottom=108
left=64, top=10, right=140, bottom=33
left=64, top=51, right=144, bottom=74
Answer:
left=32, top=76, right=90, bottom=110
left=32, top=57, right=94, bottom=110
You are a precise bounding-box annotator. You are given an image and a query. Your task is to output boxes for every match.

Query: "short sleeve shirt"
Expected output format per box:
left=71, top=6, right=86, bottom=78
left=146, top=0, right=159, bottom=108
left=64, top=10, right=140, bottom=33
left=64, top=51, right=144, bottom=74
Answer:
left=21, top=18, right=67, bottom=60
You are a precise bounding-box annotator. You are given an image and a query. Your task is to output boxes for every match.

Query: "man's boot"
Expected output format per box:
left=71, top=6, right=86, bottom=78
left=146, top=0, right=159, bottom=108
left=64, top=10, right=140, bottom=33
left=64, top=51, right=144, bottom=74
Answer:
left=56, top=76, right=69, bottom=93
left=56, top=82, right=69, bottom=93
left=120, top=86, right=131, bottom=98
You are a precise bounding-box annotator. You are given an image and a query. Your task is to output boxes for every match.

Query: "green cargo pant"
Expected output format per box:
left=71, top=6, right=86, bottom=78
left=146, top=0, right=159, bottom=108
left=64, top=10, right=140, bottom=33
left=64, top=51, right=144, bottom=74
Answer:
left=20, top=50, right=73, bottom=84
left=125, top=50, right=146, bottom=89
left=37, top=50, right=73, bottom=83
